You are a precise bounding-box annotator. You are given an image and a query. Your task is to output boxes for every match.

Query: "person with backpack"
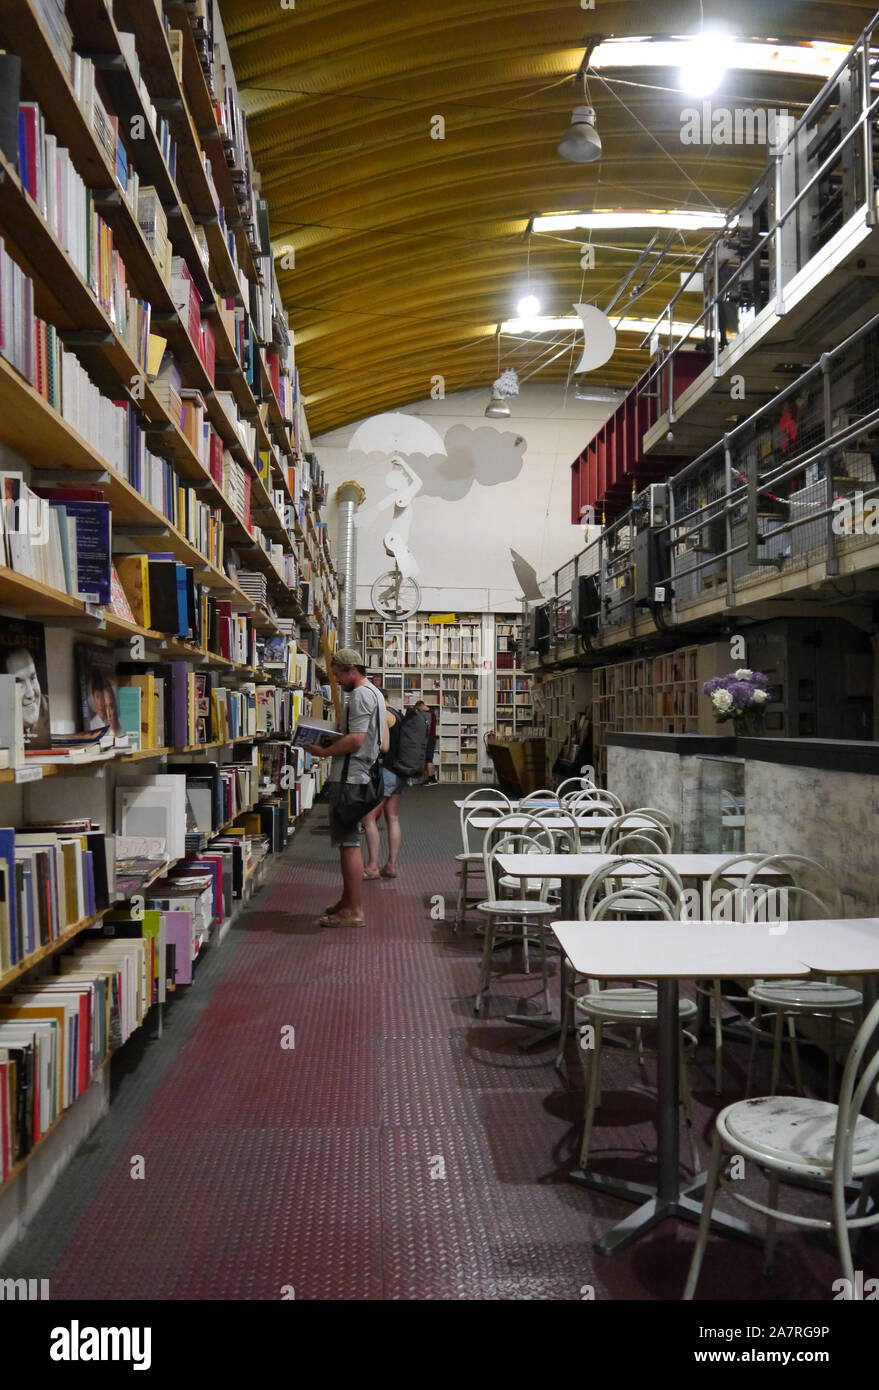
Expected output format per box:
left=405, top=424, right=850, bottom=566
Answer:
left=362, top=701, right=429, bottom=878
left=414, top=699, right=438, bottom=784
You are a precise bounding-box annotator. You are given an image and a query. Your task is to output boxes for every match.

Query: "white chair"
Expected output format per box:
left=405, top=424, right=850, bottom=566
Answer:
left=555, top=857, right=686, bottom=1070
left=572, top=886, right=701, bottom=1171
left=556, top=774, right=598, bottom=801
left=684, top=997, right=879, bottom=1299
left=454, top=791, right=512, bottom=931
left=694, top=853, right=785, bottom=1094
left=566, top=787, right=625, bottom=816
left=739, top=855, right=862, bottom=1099
left=599, top=815, right=673, bottom=855
left=474, top=817, right=557, bottom=1016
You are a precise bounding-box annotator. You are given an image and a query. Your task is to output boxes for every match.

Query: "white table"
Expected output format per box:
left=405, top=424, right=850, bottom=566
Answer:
left=454, top=799, right=617, bottom=811
left=552, top=919, right=810, bottom=1255
left=496, top=853, right=782, bottom=1049
left=468, top=814, right=652, bottom=833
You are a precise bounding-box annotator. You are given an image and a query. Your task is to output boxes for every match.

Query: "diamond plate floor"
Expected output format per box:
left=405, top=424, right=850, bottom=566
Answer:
left=2, top=788, right=876, bottom=1299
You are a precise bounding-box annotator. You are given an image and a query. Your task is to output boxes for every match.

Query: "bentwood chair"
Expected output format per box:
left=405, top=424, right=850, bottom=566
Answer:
left=473, top=818, right=556, bottom=1016
left=556, top=773, right=598, bottom=801
left=571, top=886, right=701, bottom=1171
left=599, top=814, right=673, bottom=855
left=738, top=855, right=862, bottom=1099
left=695, top=853, right=785, bottom=1094
left=684, top=998, right=879, bottom=1298
left=454, top=789, right=512, bottom=930
left=565, top=787, right=626, bottom=816
left=555, top=857, right=686, bottom=1070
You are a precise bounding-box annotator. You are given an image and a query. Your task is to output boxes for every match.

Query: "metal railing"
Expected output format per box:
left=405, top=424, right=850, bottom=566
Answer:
left=533, top=309, right=879, bottom=656
left=635, top=11, right=879, bottom=419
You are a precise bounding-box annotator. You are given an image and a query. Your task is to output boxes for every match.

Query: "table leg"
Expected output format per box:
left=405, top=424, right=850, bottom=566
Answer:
left=570, top=978, right=764, bottom=1253
left=504, top=875, right=578, bottom=1046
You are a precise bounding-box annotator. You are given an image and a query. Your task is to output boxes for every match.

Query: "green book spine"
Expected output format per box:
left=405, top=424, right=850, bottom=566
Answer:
left=117, top=685, right=141, bottom=751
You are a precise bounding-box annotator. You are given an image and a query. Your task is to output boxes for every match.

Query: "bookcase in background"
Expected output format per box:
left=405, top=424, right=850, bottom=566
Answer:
left=494, top=617, right=533, bottom=740
left=356, top=613, right=530, bottom=784
left=591, top=641, right=730, bottom=781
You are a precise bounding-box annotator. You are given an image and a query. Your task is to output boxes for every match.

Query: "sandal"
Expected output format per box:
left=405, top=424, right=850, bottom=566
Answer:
left=323, top=899, right=344, bottom=915
left=319, top=911, right=366, bottom=928
left=380, top=866, right=397, bottom=878
left=363, top=869, right=381, bottom=880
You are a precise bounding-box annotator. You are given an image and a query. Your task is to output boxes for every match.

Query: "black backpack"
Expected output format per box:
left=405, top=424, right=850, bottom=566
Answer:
left=386, top=706, right=429, bottom=778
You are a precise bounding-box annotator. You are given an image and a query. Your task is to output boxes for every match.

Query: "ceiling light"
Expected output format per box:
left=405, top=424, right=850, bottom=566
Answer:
left=679, top=33, right=727, bottom=96
left=574, top=383, right=626, bottom=402
left=517, top=293, right=541, bottom=318
left=501, top=314, right=705, bottom=338
left=533, top=210, right=727, bottom=233
left=588, top=36, right=848, bottom=83
left=484, top=391, right=511, bottom=418
left=558, top=103, right=602, bottom=163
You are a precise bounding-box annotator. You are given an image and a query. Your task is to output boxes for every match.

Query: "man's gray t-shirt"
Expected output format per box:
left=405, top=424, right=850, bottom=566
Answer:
left=330, top=681, right=386, bottom=784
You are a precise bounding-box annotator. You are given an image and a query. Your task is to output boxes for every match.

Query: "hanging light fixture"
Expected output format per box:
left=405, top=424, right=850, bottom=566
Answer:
left=485, top=334, right=518, bottom=418
left=558, top=73, right=602, bottom=163
left=485, top=390, right=512, bottom=418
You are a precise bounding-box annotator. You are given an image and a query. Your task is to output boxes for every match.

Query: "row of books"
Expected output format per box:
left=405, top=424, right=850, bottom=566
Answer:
left=0, top=824, right=114, bottom=973
left=0, top=932, right=151, bottom=1175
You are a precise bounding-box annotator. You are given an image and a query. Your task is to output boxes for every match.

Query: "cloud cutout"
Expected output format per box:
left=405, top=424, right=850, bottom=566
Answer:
left=347, top=423, right=527, bottom=511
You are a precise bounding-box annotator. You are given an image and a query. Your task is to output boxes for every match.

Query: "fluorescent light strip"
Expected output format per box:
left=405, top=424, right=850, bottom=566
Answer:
left=501, top=316, right=705, bottom=338
left=589, top=36, right=848, bottom=82
left=533, top=210, right=727, bottom=232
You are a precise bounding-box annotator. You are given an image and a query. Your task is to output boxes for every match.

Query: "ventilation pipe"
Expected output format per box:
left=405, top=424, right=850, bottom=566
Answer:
left=334, top=481, right=365, bottom=647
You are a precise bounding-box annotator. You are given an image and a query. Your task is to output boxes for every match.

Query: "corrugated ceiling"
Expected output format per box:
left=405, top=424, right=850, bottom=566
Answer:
left=221, top=1, right=879, bottom=434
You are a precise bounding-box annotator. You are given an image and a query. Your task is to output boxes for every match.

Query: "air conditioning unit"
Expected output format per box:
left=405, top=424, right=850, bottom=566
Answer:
left=570, top=573, right=600, bottom=636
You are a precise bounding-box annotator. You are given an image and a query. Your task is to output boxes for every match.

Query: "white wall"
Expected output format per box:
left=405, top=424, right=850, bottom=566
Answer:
left=314, top=383, right=614, bottom=613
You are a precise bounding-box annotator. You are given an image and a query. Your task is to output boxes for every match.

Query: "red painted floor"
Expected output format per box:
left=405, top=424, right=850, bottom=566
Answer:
left=40, top=798, right=879, bottom=1300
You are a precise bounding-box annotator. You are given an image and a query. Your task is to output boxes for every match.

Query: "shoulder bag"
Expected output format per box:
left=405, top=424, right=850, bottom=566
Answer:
left=333, top=688, right=384, bottom=830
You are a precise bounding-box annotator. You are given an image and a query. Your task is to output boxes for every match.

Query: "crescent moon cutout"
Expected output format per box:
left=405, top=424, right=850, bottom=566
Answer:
left=573, top=303, right=616, bottom=373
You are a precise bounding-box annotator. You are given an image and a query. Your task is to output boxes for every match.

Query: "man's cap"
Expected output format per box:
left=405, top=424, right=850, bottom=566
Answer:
left=331, top=647, right=365, bottom=668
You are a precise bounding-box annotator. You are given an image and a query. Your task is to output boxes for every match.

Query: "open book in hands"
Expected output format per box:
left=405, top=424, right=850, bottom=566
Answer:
left=291, top=715, right=339, bottom=750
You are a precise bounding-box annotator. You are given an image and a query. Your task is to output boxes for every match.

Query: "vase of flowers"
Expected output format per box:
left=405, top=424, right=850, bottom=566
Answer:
left=702, top=669, right=770, bottom=736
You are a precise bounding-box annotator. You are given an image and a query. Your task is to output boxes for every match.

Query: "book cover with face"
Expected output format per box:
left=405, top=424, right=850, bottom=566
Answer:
left=0, top=618, right=50, bottom=747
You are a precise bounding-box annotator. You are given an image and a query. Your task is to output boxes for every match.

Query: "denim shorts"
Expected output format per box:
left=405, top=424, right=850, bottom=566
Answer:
left=382, top=767, right=406, bottom=797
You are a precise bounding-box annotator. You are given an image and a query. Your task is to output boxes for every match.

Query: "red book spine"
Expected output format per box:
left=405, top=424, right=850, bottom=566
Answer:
left=208, top=430, right=223, bottom=486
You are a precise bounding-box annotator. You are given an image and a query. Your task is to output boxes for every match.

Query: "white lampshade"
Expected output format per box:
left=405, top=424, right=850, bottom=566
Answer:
left=484, top=391, right=511, bottom=418
left=558, top=105, right=602, bottom=163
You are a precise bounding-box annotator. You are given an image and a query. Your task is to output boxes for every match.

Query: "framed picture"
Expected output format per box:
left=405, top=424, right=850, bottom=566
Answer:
left=75, top=644, right=122, bottom=736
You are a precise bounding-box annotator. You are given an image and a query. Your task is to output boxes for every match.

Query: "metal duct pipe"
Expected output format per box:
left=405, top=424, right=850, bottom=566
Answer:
left=334, top=480, right=365, bottom=647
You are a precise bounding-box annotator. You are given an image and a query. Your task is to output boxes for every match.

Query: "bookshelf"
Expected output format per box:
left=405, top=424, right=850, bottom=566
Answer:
left=494, top=617, right=533, bottom=738
left=592, top=641, right=731, bottom=780
left=536, top=669, right=593, bottom=778
left=0, top=0, right=337, bottom=1231
left=356, top=614, right=489, bottom=782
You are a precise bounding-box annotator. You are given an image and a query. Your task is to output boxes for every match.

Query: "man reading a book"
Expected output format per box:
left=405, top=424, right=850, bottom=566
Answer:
left=301, top=648, right=388, bottom=928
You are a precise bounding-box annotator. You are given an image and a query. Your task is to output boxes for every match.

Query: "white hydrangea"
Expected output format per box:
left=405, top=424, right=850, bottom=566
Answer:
left=751, top=689, right=769, bottom=704
left=712, top=689, right=734, bottom=713
left=734, top=668, right=753, bottom=680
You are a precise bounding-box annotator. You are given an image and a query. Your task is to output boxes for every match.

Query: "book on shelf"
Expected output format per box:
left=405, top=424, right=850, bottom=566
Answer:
left=0, top=618, right=51, bottom=749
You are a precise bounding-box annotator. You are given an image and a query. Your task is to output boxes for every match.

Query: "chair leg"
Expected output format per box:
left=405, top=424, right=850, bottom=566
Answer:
left=828, top=1014, right=836, bottom=1101
left=539, top=928, right=550, bottom=1014
left=746, top=1011, right=760, bottom=1099
left=769, top=1010, right=784, bottom=1095
left=521, top=919, right=530, bottom=975
left=786, top=1014, right=805, bottom=1097
left=713, top=980, right=724, bottom=1096
left=683, top=1131, right=724, bottom=1300
left=635, top=1025, right=645, bottom=1067
left=763, top=1173, right=780, bottom=1275
left=474, top=916, right=495, bottom=1015
left=850, top=1175, right=874, bottom=1257
left=455, top=861, right=467, bottom=931
left=556, top=979, right=573, bottom=1071
left=832, top=1172, right=858, bottom=1295
left=579, top=1019, right=603, bottom=1169
left=679, top=1032, right=701, bottom=1173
